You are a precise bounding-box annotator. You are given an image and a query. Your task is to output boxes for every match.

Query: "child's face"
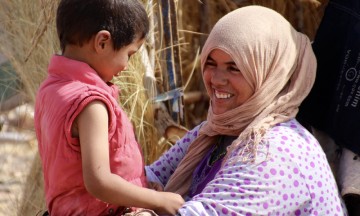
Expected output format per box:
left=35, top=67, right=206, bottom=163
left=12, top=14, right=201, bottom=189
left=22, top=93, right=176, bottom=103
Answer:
left=96, top=37, right=145, bottom=82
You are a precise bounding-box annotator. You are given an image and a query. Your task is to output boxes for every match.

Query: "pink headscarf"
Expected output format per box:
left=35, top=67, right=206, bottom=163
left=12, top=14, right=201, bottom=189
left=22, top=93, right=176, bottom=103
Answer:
left=165, top=5, right=317, bottom=196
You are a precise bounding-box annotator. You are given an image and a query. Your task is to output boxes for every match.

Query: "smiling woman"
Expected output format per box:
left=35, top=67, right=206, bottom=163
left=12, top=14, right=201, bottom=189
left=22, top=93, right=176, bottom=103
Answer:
left=145, top=5, right=348, bottom=215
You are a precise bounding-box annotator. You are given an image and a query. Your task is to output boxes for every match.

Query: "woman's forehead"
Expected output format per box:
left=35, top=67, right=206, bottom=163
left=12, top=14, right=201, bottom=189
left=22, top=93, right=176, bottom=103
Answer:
left=207, top=49, right=236, bottom=64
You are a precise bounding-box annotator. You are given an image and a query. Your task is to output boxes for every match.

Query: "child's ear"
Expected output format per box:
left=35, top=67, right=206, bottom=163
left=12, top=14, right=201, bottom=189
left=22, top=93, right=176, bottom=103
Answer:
left=94, top=30, right=111, bottom=52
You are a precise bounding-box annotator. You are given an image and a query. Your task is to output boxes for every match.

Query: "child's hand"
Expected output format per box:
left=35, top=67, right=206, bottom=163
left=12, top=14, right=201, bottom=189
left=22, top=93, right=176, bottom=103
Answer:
left=148, top=182, right=164, bottom=191
left=154, top=192, right=184, bottom=215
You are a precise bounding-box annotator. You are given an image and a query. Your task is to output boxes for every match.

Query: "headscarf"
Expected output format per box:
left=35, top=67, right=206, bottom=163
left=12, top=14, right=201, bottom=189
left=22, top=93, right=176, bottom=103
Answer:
left=165, top=5, right=317, bottom=196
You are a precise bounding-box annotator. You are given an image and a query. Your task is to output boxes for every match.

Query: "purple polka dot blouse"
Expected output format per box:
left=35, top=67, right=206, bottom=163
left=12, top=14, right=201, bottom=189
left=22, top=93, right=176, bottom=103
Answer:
left=146, top=119, right=348, bottom=215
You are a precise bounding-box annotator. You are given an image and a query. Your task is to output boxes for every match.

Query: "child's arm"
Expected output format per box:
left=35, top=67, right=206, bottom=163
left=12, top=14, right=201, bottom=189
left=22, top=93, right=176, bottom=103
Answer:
left=76, top=100, right=184, bottom=214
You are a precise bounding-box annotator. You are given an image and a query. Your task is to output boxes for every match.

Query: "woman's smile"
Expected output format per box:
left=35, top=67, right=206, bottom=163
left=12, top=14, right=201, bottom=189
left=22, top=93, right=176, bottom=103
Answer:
left=214, top=89, right=233, bottom=99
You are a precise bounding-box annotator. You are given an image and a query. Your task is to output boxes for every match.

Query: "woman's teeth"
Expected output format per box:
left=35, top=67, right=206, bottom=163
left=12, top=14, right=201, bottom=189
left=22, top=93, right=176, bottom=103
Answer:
left=215, top=91, right=231, bottom=99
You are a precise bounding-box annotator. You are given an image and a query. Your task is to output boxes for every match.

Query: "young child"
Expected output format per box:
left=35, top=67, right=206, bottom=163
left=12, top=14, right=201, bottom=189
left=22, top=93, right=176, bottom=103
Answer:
left=34, top=0, right=184, bottom=215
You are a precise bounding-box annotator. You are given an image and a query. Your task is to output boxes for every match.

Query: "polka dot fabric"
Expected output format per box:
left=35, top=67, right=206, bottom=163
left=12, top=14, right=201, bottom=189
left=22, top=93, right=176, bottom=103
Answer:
left=146, top=119, right=347, bottom=215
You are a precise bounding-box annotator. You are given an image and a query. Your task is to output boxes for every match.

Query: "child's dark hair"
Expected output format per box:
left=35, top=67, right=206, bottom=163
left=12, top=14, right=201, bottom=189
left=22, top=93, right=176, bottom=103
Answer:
left=56, top=0, right=149, bottom=52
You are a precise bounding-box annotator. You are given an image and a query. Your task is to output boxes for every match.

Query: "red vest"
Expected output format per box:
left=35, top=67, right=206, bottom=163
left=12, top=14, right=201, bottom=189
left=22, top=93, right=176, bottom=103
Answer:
left=35, top=55, right=147, bottom=215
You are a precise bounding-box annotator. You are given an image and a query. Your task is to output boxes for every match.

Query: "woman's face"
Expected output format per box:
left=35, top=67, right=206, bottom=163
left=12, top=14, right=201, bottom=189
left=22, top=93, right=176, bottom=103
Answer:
left=203, top=49, right=254, bottom=115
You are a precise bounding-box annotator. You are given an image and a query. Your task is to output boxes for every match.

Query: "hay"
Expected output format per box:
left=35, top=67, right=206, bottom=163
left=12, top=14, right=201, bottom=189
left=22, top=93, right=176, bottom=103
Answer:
left=0, top=0, right=59, bottom=103
left=0, top=0, right=59, bottom=215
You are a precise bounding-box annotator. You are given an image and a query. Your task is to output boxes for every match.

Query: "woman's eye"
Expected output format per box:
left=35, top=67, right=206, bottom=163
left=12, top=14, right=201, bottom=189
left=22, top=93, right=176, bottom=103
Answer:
left=205, top=61, right=216, bottom=67
left=229, top=67, right=240, bottom=72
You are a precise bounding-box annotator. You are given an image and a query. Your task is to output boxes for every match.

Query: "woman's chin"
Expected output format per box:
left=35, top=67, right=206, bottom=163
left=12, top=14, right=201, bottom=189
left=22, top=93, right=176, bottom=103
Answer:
left=211, top=100, right=232, bottom=115
left=212, top=107, right=228, bottom=115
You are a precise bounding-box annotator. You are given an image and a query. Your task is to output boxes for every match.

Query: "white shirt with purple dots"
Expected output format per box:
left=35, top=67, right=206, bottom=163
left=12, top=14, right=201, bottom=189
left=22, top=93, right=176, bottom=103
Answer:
left=146, top=119, right=348, bottom=216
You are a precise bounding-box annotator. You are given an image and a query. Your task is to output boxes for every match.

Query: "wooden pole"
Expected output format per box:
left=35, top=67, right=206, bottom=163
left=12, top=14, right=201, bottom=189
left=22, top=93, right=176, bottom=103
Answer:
left=160, top=0, right=185, bottom=125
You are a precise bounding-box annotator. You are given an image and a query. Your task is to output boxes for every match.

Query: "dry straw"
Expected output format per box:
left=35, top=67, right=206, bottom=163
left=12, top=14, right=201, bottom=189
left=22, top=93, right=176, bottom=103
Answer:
left=0, top=0, right=327, bottom=215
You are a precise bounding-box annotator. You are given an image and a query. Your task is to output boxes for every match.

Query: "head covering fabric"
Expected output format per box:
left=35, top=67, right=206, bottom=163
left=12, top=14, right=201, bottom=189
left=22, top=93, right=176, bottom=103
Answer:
left=165, top=5, right=317, bottom=196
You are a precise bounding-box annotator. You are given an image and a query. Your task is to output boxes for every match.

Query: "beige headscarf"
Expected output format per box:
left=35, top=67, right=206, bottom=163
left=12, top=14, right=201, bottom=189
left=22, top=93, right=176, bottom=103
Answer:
left=165, top=6, right=317, bottom=196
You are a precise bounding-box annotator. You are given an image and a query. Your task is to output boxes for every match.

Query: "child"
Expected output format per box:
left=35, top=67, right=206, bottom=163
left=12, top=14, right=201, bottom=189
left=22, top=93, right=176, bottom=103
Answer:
left=34, top=0, right=184, bottom=215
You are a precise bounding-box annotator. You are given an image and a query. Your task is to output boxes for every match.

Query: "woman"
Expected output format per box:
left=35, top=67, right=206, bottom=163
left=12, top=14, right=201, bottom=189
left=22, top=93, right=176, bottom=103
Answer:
left=146, top=6, right=347, bottom=215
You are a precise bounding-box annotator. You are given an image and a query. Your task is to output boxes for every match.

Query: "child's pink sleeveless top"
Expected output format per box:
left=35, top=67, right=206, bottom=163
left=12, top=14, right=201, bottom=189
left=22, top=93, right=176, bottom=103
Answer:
left=34, top=55, right=147, bottom=215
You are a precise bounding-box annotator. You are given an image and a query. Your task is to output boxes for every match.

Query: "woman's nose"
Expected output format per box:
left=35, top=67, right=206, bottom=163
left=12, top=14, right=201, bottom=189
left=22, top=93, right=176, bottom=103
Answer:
left=211, top=69, right=227, bottom=85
